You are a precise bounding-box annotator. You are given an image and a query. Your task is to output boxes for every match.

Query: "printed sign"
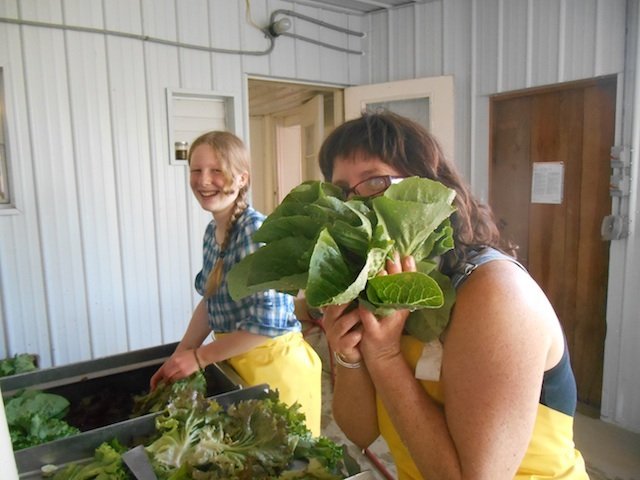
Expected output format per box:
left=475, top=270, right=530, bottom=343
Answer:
left=531, top=162, right=564, bottom=204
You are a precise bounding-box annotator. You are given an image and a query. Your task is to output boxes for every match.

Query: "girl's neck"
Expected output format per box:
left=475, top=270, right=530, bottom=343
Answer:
left=212, top=202, right=234, bottom=226
left=213, top=203, right=242, bottom=245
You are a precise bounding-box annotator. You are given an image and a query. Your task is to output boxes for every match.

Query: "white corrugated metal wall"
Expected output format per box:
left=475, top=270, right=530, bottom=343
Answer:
left=0, top=0, right=363, bottom=367
left=1, top=0, right=638, bottom=432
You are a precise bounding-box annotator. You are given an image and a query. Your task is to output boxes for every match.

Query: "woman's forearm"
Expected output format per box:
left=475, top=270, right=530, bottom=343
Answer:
left=332, top=363, right=380, bottom=449
left=197, top=330, right=268, bottom=365
left=176, top=300, right=211, bottom=351
left=367, top=354, right=462, bottom=480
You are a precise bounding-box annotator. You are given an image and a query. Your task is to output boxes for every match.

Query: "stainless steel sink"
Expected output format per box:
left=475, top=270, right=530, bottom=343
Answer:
left=1, top=342, right=253, bottom=478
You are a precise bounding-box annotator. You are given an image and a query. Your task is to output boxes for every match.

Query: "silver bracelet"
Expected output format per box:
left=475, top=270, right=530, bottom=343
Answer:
left=333, top=351, right=362, bottom=369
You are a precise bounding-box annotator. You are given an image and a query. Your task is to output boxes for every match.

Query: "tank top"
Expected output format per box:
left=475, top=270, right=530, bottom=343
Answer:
left=376, top=247, right=589, bottom=479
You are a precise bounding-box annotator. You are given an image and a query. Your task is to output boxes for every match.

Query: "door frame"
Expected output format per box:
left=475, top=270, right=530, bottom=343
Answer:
left=344, top=76, right=455, bottom=161
left=245, top=75, right=345, bottom=213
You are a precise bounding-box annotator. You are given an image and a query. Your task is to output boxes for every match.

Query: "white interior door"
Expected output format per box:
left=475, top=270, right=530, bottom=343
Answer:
left=344, top=76, right=455, bottom=160
left=274, top=94, right=325, bottom=203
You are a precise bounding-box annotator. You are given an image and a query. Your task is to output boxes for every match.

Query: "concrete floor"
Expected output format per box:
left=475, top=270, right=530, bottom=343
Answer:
left=306, top=328, right=640, bottom=480
left=574, top=411, right=640, bottom=480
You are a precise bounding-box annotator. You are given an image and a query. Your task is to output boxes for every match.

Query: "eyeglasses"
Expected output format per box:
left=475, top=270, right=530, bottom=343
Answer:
left=340, top=175, right=405, bottom=198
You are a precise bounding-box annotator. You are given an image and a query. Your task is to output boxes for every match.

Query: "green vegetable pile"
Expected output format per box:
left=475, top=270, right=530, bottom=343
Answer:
left=51, top=439, right=129, bottom=479
left=0, top=353, right=38, bottom=377
left=5, top=389, right=80, bottom=450
left=131, top=370, right=208, bottom=417
left=53, top=387, right=356, bottom=480
left=228, top=178, right=457, bottom=342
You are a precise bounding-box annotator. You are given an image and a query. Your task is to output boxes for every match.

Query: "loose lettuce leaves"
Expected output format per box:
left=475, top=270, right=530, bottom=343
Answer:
left=55, top=388, right=354, bottom=480
left=52, top=439, right=128, bottom=480
left=0, top=353, right=38, bottom=377
left=145, top=389, right=352, bottom=479
left=228, top=177, right=458, bottom=342
left=5, top=389, right=80, bottom=450
left=131, top=370, right=208, bottom=417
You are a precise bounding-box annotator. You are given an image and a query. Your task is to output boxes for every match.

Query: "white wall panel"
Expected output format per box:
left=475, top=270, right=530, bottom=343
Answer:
left=141, top=0, right=214, bottom=316
left=530, top=0, right=561, bottom=87
left=291, top=4, right=322, bottom=80
left=0, top=2, right=52, bottom=366
left=240, top=0, right=271, bottom=77
left=210, top=0, right=244, bottom=93
left=0, top=0, right=18, bottom=16
left=347, top=15, right=364, bottom=85
left=267, top=0, right=297, bottom=79
left=369, top=12, right=389, bottom=84
left=103, top=3, right=162, bottom=351
left=501, top=0, right=528, bottom=92
left=414, top=1, right=443, bottom=78
left=62, top=0, right=103, bottom=27
left=65, top=21, right=129, bottom=358
left=141, top=1, right=194, bottom=345
left=20, top=0, right=62, bottom=22
left=562, top=0, right=598, bottom=82
left=104, top=0, right=142, bottom=34
left=22, top=12, right=93, bottom=365
left=594, top=0, right=626, bottom=76
left=442, top=0, right=472, bottom=181
left=318, top=9, right=351, bottom=85
left=474, top=0, right=499, bottom=95
left=178, top=0, right=215, bottom=91
left=389, top=7, right=415, bottom=81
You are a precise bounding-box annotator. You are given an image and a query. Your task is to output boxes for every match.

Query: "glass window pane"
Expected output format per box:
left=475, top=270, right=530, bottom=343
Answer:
left=0, top=146, right=8, bottom=204
left=0, top=68, right=9, bottom=205
left=366, top=97, right=431, bottom=132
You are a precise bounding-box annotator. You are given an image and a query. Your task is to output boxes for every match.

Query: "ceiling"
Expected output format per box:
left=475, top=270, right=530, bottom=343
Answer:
left=290, top=0, right=430, bottom=14
left=249, top=2, right=434, bottom=114
left=248, top=80, right=339, bottom=116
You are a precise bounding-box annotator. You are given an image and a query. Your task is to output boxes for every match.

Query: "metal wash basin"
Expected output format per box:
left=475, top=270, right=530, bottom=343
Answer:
left=0, top=342, right=252, bottom=478
left=14, top=385, right=270, bottom=479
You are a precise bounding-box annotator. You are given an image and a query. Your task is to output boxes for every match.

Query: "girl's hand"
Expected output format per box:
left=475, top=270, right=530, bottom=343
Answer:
left=149, top=349, right=200, bottom=390
left=322, top=303, right=363, bottom=364
left=359, top=253, right=416, bottom=366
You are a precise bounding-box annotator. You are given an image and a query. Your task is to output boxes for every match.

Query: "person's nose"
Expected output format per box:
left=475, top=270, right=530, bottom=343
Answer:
left=199, top=170, right=214, bottom=186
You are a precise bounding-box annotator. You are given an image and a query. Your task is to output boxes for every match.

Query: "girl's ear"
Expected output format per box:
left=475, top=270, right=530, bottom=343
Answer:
left=239, top=172, right=249, bottom=189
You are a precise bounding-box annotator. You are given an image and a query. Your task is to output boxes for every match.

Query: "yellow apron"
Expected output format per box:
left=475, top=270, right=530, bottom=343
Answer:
left=224, top=331, right=322, bottom=436
left=377, top=335, right=588, bottom=480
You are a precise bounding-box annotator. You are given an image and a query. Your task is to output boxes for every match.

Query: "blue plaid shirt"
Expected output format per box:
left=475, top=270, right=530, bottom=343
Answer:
left=195, top=206, right=301, bottom=337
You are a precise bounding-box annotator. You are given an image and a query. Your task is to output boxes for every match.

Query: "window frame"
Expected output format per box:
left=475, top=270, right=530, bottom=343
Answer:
left=165, top=88, right=241, bottom=166
left=0, top=66, right=18, bottom=215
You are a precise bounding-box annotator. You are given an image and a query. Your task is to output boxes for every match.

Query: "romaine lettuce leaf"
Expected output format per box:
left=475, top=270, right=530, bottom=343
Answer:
left=228, top=177, right=458, bottom=341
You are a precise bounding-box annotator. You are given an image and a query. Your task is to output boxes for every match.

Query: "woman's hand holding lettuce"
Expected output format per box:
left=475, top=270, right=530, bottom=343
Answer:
left=228, top=177, right=457, bottom=342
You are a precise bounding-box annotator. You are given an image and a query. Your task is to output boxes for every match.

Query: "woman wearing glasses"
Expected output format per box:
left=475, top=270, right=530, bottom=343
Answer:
left=319, top=112, right=588, bottom=479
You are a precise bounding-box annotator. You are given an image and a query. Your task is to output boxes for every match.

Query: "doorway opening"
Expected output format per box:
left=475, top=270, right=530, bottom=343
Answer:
left=247, top=78, right=344, bottom=214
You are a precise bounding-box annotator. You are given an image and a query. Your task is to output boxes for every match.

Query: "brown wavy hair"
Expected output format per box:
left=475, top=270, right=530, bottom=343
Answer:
left=188, top=131, right=251, bottom=296
left=318, top=111, right=516, bottom=269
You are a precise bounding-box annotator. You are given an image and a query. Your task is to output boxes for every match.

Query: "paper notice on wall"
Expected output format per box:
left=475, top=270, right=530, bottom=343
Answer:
left=531, top=162, right=564, bottom=204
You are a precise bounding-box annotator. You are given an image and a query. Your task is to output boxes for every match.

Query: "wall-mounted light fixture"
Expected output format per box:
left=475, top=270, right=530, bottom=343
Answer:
left=268, top=16, right=292, bottom=37
left=265, top=9, right=365, bottom=55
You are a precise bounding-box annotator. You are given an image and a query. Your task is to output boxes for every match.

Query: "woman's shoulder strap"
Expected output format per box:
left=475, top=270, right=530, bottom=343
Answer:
left=451, top=247, right=525, bottom=290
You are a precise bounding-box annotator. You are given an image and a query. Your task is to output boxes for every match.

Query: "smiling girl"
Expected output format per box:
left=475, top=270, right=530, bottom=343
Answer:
left=150, top=131, right=321, bottom=435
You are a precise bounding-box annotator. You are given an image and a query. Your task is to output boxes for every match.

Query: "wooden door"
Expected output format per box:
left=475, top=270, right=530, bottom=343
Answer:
left=490, top=76, right=616, bottom=411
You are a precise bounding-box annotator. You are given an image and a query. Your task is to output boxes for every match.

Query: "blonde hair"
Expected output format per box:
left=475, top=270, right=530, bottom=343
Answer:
left=188, top=131, right=251, bottom=297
